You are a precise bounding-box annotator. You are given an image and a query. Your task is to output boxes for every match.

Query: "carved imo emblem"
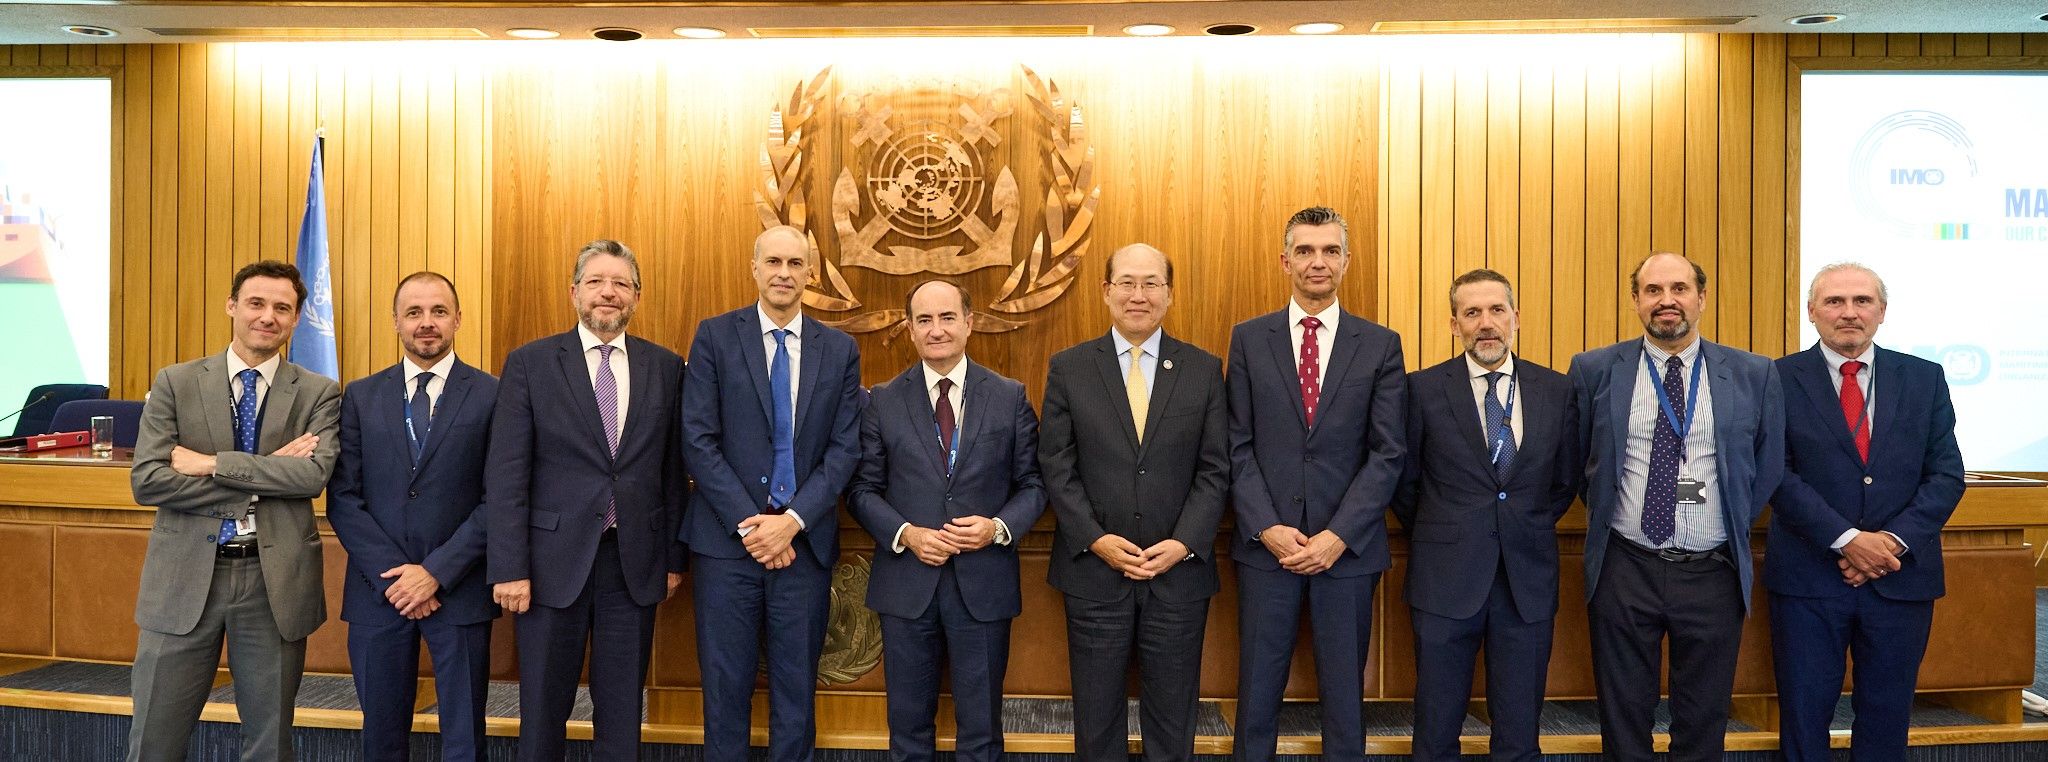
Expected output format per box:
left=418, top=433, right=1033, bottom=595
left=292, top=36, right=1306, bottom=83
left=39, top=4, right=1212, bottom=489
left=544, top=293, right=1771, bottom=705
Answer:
left=757, top=66, right=1100, bottom=336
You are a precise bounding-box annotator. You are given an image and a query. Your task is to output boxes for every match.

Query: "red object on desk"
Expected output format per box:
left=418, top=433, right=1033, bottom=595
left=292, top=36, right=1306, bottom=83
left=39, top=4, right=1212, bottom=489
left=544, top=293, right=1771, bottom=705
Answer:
left=0, top=430, right=90, bottom=452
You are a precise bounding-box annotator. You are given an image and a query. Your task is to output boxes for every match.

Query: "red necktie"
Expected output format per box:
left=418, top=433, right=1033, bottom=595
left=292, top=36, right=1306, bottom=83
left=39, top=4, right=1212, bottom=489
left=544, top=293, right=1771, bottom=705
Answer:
left=1298, top=316, right=1323, bottom=427
left=1840, top=360, right=1869, bottom=463
left=934, top=378, right=957, bottom=475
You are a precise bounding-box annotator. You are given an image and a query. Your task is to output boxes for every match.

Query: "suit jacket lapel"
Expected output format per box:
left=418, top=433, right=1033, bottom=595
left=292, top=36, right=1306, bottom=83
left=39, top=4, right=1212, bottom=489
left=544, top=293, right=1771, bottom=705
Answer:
left=1439, top=361, right=1493, bottom=480
left=1790, top=348, right=1861, bottom=465
left=1089, top=336, right=1141, bottom=453
left=555, top=331, right=609, bottom=458
left=1140, top=336, right=1186, bottom=455
left=374, top=366, right=412, bottom=469
left=621, top=336, right=656, bottom=454
left=1869, top=348, right=1904, bottom=464
left=1606, top=344, right=1638, bottom=467
left=949, top=363, right=992, bottom=479
left=412, top=361, right=471, bottom=479
left=198, top=354, right=235, bottom=453
left=257, top=362, right=301, bottom=453
left=1314, top=314, right=1368, bottom=418
left=794, top=314, right=825, bottom=444
left=738, top=310, right=777, bottom=439
left=899, top=364, right=949, bottom=478
left=1265, top=316, right=1309, bottom=430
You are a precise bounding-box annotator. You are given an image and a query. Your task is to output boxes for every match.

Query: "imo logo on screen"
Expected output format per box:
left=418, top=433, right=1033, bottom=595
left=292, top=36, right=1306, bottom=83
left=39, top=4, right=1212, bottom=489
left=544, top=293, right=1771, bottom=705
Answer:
left=1850, top=110, right=1979, bottom=239
left=1939, top=345, right=1991, bottom=385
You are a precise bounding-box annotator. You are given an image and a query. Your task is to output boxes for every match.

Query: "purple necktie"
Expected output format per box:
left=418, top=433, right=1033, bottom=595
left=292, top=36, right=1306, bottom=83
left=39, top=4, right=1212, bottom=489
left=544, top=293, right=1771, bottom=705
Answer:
left=595, top=344, right=620, bottom=529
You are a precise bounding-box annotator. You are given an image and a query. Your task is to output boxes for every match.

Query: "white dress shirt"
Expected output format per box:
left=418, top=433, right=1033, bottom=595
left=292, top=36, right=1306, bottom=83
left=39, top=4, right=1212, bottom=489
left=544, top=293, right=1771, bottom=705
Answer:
left=1817, top=343, right=1905, bottom=553
left=1111, top=328, right=1163, bottom=399
left=224, top=347, right=282, bottom=538
left=1465, top=353, right=1524, bottom=448
left=891, top=357, right=1012, bottom=552
left=401, top=352, right=457, bottom=418
left=1287, top=299, right=1342, bottom=384
left=577, top=323, right=631, bottom=446
left=1613, top=338, right=1724, bottom=551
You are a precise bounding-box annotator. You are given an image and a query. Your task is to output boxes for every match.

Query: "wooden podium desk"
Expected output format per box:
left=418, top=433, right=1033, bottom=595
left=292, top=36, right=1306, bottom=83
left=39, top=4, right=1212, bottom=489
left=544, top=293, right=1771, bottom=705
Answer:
left=0, top=449, right=2038, bottom=732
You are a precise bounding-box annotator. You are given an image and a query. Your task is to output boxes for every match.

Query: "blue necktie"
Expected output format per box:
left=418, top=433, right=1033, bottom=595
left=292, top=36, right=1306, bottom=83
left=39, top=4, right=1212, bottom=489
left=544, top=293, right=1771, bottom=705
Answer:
left=1483, top=372, right=1516, bottom=482
left=767, top=329, right=796, bottom=512
left=1642, top=355, right=1686, bottom=545
left=223, top=368, right=260, bottom=545
left=408, top=372, right=433, bottom=467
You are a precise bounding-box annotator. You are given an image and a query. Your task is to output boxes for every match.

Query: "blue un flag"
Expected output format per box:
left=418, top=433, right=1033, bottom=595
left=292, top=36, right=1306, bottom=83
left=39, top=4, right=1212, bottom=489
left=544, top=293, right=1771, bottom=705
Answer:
left=290, top=134, right=338, bottom=380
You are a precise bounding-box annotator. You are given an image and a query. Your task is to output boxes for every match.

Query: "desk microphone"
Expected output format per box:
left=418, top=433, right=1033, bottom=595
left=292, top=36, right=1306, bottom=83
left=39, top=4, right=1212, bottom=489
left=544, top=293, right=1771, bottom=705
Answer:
left=0, top=391, right=56, bottom=428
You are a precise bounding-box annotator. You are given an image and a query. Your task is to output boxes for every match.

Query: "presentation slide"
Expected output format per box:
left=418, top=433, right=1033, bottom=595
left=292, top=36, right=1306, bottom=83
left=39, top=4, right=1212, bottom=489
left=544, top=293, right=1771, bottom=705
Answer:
left=1801, top=72, right=2048, bottom=471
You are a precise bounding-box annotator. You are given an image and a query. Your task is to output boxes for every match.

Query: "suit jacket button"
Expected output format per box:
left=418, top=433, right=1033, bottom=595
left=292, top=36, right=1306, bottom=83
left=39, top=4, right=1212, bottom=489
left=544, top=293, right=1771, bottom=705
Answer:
left=1134, top=512, right=1142, bottom=519
left=1498, top=492, right=1508, bottom=501
left=947, top=495, right=954, bottom=502
left=1138, top=469, right=1147, bottom=475
left=205, top=534, right=216, bottom=543
left=408, top=490, right=418, bottom=499
left=1292, top=495, right=1304, bottom=503
left=1863, top=476, right=1873, bottom=485
left=613, top=474, right=621, bottom=482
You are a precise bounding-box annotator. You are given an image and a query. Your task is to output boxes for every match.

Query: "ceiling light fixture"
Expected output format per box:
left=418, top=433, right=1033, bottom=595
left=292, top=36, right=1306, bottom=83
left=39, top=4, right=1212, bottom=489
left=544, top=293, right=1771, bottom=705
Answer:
left=674, top=27, right=727, bottom=39
left=1123, top=24, right=1174, bottom=37
left=1786, top=14, right=1845, bottom=26
left=592, top=27, right=643, bottom=41
left=61, top=25, right=118, bottom=38
left=1204, top=23, right=1258, bottom=36
left=1289, top=22, right=1345, bottom=35
left=505, top=28, right=559, bottom=39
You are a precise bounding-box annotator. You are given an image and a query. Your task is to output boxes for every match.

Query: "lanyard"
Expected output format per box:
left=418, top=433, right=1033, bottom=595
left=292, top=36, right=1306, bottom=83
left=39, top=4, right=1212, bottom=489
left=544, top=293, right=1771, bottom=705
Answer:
left=403, top=383, right=430, bottom=452
left=1643, top=349, right=1704, bottom=453
left=1489, top=372, right=1518, bottom=467
left=932, top=420, right=958, bottom=473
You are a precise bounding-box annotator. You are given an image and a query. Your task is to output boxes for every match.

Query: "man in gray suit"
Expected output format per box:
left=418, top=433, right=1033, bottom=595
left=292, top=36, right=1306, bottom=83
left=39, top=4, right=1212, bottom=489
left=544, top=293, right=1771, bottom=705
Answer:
left=128, top=260, right=342, bottom=762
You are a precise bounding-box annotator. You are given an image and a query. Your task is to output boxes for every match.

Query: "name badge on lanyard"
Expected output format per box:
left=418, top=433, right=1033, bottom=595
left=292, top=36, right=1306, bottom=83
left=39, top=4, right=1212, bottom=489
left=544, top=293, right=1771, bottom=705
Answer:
left=1644, top=351, right=1707, bottom=505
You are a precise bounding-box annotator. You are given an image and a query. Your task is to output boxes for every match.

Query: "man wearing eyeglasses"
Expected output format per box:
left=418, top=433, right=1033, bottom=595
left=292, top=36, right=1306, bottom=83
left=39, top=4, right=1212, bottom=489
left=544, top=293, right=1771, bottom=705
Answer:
left=1041, top=244, right=1228, bottom=761
left=485, top=240, right=688, bottom=760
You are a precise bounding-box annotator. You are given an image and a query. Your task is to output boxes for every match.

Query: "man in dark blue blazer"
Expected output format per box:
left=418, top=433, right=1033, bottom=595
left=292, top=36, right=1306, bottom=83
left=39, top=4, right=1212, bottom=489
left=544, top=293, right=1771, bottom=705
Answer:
left=1392, top=269, right=1580, bottom=762
left=486, top=240, right=688, bottom=761
left=1768, top=263, right=1963, bottom=761
left=1228, top=207, right=1407, bottom=761
left=328, top=272, right=498, bottom=762
left=849, top=279, right=1046, bottom=762
left=1568, top=252, right=1783, bottom=762
left=683, top=227, right=864, bottom=762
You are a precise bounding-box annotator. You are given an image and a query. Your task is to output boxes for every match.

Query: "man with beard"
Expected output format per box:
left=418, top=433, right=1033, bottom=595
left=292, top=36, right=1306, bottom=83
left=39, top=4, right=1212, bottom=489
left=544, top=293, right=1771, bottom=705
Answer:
left=1227, top=206, right=1407, bottom=761
left=1566, top=251, right=1783, bottom=762
left=486, top=240, right=687, bottom=760
left=127, top=260, right=339, bottom=762
left=327, top=272, right=498, bottom=761
left=849, top=280, right=1046, bottom=762
left=683, top=226, right=864, bottom=761
left=1393, top=269, right=1580, bottom=762
left=1767, top=263, right=1962, bottom=761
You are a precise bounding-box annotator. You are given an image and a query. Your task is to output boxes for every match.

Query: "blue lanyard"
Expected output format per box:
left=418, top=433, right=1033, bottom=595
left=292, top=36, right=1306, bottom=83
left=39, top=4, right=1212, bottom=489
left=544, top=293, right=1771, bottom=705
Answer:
left=1490, top=372, right=1518, bottom=467
left=403, top=386, right=429, bottom=451
left=1642, top=349, right=1704, bottom=449
left=932, top=420, right=958, bottom=473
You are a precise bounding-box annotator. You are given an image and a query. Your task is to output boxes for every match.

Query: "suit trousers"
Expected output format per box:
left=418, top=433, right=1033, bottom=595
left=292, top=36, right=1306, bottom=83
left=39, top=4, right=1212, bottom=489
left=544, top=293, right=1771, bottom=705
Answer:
left=128, top=555, right=306, bottom=762
left=693, top=541, right=832, bottom=762
left=1588, top=535, right=1744, bottom=762
left=1062, top=585, right=1210, bottom=762
left=1233, top=565, right=1379, bottom=762
left=1409, top=561, right=1553, bottom=762
left=1770, top=586, right=1934, bottom=762
left=879, top=564, right=1013, bottom=762
left=515, top=531, right=658, bottom=761
left=347, top=614, right=492, bottom=762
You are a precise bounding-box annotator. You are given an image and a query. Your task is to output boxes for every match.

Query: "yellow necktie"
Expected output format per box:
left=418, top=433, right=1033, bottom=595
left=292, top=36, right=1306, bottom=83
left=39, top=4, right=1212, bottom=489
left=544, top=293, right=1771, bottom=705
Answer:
left=1127, top=347, right=1149, bottom=443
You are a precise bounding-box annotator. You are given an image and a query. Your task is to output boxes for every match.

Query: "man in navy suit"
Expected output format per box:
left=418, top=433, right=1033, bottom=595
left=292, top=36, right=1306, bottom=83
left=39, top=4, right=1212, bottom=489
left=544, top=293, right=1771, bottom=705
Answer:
left=849, top=279, right=1046, bottom=762
left=328, top=272, right=498, bottom=761
left=1768, top=263, right=1962, bottom=761
left=1228, top=206, right=1406, bottom=761
left=1040, top=244, right=1229, bottom=762
left=486, top=240, right=688, bottom=761
left=683, top=226, right=864, bottom=761
left=1393, top=269, right=1580, bottom=762
left=1567, top=251, right=1783, bottom=762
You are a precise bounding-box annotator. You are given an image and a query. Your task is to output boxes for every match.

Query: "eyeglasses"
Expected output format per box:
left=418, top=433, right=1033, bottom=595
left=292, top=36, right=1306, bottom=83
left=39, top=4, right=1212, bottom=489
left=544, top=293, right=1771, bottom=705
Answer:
left=578, top=276, right=638, bottom=293
left=1108, top=280, right=1169, bottom=295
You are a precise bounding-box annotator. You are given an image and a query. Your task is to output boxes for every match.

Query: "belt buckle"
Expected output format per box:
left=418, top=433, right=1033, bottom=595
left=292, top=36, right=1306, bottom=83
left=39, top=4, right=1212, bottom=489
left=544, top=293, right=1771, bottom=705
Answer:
left=1656, top=547, right=1693, bottom=563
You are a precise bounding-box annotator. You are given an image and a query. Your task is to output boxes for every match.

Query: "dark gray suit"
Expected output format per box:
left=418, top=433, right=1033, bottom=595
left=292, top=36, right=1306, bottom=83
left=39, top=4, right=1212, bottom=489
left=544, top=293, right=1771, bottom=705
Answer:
left=127, top=352, right=341, bottom=762
left=1040, top=332, right=1228, bottom=761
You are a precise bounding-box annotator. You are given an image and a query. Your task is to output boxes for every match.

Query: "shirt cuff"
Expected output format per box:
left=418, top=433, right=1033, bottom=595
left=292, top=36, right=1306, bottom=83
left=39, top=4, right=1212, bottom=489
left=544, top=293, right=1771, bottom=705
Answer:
left=993, top=518, right=1012, bottom=546
left=1881, top=530, right=1910, bottom=555
left=737, top=510, right=805, bottom=538
left=891, top=523, right=909, bottom=554
left=1830, top=528, right=1860, bottom=552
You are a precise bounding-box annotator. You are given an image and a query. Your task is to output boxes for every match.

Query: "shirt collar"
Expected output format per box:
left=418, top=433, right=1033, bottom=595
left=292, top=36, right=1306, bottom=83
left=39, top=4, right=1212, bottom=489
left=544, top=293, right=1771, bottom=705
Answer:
left=1641, top=336, right=1702, bottom=368
left=1111, top=329, right=1163, bottom=360
left=1818, top=341, right=1876, bottom=375
left=577, top=323, right=628, bottom=355
left=1288, top=298, right=1342, bottom=331
left=403, top=353, right=458, bottom=386
left=757, top=302, right=802, bottom=338
left=1464, top=352, right=1516, bottom=381
left=923, top=358, right=970, bottom=394
left=225, top=347, right=282, bottom=384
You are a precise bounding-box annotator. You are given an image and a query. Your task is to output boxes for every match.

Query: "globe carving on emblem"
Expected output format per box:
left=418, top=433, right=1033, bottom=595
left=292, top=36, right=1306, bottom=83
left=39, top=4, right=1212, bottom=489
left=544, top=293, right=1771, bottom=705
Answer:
left=867, top=120, right=985, bottom=240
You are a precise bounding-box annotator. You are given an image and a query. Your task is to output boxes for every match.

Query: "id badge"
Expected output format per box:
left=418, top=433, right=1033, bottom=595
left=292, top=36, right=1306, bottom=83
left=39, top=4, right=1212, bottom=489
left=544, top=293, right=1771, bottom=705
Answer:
left=1675, top=477, right=1706, bottom=505
left=233, top=511, right=259, bottom=536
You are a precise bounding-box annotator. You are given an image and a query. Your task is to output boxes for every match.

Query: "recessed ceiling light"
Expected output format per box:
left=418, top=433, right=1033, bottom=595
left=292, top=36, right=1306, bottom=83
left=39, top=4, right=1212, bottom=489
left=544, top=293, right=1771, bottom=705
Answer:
left=61, top=25, right=118, bottom=38
left=673, top=27, right=727, bottom=39
left=1123, top=23, right=1174, bottom=37
left=1289, top=22, right=1345, bottom=35
left=1204, top=23, right=1258, bottom=36
left=1786, top=13, right=1845, bottom=26
left=505, top=28, right=559, bottom=39
left=592, top=27, right=643, bottom=41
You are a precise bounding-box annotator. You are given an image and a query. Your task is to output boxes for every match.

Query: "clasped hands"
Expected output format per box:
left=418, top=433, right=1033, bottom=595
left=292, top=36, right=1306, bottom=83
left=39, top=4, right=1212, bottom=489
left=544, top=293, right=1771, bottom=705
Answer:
left=902, top=516, right=1000, bottom=566
left=170, top=433, right=319, bottom=476
left=1089, top=535, right=1191, bottom=580
left=1259, top=525, right=1348, bottom=575
left=1836, top=530, right=1906, bottom=586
